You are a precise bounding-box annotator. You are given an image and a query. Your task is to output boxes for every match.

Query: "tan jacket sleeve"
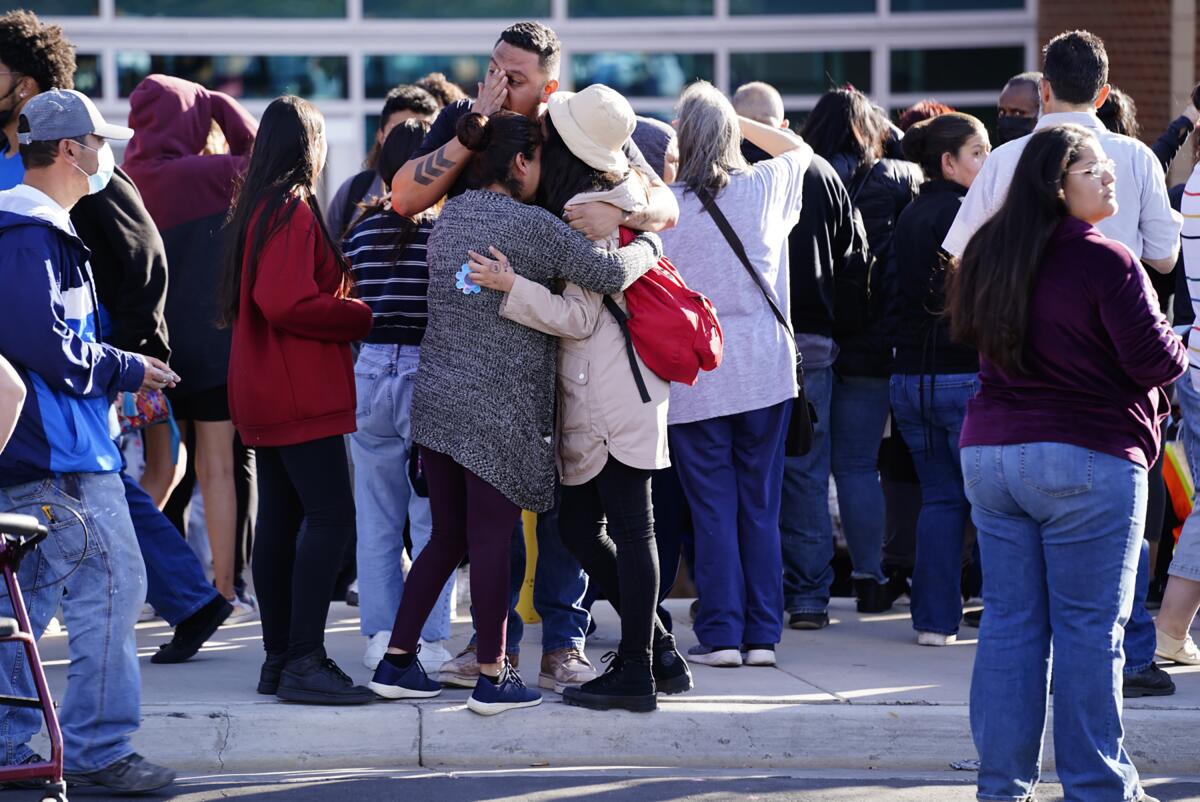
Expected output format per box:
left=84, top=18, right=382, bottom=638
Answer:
left=498, top=275, right=603, bottom=341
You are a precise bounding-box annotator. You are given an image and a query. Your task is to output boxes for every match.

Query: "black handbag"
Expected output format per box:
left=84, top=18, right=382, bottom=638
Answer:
left=697, top=187, right=817, bottom=457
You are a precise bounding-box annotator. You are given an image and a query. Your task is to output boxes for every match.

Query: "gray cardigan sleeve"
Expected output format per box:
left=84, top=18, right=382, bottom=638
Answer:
left=539, top=216, right=663, bottom=294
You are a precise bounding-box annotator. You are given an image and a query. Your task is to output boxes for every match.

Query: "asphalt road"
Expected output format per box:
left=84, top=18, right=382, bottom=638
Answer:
left=7, top=768, right=1198, bottom=801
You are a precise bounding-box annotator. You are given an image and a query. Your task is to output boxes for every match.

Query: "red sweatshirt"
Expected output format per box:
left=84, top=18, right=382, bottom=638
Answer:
left=228, top=198, right=373, bottom=447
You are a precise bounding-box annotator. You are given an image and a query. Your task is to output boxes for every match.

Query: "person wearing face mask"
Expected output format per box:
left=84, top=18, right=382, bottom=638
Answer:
left=995, top=71, right=1041, bottom=146
left=0, top=88, right=177, bottom=793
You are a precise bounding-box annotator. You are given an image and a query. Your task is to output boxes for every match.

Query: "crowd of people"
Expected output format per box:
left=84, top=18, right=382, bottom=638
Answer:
left=0, top=9, right=1196, bottom=801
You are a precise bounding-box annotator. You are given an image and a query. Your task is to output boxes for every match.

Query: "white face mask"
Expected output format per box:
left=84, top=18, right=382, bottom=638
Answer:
left=71, top=140, right=115, bottom=195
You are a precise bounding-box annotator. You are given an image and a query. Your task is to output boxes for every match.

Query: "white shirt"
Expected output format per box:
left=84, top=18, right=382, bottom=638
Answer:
left=942, top=111, right=1181, bottom=261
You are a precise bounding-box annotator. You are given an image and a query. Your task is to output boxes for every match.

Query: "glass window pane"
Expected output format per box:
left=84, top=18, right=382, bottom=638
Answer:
left=569, top=0, right=712, bottom=17
left=115, top=0, right=344, bottom=16
left=892, top=0, right=1021, bottom=10
left=731, top=0, right=874, bottom=13
left=364, top=0, right=549, bottom=17
left=890, top=46, right=1024, bottom=94
left=364, top=54, right=488, bottom=99
left=74, top=54, right=102, bottom=98
left=890, top=103, right=997, bottom=136
left=17, top=0, right=98, bottom=15
left=572, top=53, right=714, bottom=98
left=730, top=50, right=871, bottom=95
left=116, top=53, right=349, bottom=100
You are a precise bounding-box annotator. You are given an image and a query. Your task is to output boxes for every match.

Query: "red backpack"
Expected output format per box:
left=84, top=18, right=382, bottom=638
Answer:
left=602, top=227, right=723, bottom=402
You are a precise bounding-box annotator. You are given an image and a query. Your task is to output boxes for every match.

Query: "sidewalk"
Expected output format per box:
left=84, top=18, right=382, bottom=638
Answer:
left=29, top=597, right=1200, bottom=773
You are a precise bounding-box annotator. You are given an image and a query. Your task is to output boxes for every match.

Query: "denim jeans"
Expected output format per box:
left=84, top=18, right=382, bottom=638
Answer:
left=891, top=372, right=978, bottom=635
left=533, top=492, right=589, bottom=653
left=349, top=344, right=451, bottom=642
left=781, top=368, right=889, bottom=614
left=670, top=400, right=789, bottom=647
left=122, top=470, right=220, bottom=626
left=963, top=443, right=1145, bottom=802
left=1170, top=372, right=1200, bottom=581
left=0, top=473, right=145, bottom=773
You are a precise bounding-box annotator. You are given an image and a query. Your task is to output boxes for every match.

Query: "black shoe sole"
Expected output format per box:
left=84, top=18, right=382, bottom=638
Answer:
left=563, top=689, right=657, bottom=712
left=257, top=679, right=279, bottom=695
left=788, top=618, right=829, bottom=630
left=151, top=602, right=234, bottom=665
left=276, top=687, right=375, bottom=705
left=1123, top=684, right=1175, bottom=698
left=856, top=600, right=894, bottom=614
left=654, top=671, right=694, bottom=695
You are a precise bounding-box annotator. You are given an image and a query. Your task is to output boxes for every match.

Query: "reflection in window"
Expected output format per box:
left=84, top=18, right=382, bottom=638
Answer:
left=730, top=51, right=871, bottom=96
left=892, top=0, right=1021, bottom=10
left=117, top=53, right=349, bottom=99
left=74, top=54, right=102, bottom=98
left=731, top=0, right=873, bottom=13
left=570, top=0, right=711, bottom=17
left=364, top=0, right=549, bottom=17
left=891, top=47, right=1024, bottom=94
left=364, top=55, right=488, bottom=99
left=18, top=0, right=98, bottom=14
left=115, top=0, right=343, bottom=16
left=572, top=53, right=714, bottom=98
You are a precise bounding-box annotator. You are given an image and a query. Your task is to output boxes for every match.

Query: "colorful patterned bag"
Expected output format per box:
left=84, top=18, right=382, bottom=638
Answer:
left=116, top=389, right=172, bottom=434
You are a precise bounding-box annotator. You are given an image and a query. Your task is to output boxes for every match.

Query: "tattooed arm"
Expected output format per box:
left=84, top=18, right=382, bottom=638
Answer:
left=391, top=137, right=471, bottom=217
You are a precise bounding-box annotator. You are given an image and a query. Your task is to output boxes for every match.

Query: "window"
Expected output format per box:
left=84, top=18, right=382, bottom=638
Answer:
left=731, top=0, right=874, bottom=13
left=18, top=0, right=98, bottom=15
left=117, top=53, right=349, bottom=99
left=890, top=46, right=1024, bottom=94
left=891, top=0, right=1021, bottom=10
left=730, top=50, right=871, bottom=95
left=115, top=0, right=344, bottom=16
left=572, top=53, right=714, bottom=98
left=889, top=103, right=997, bottom=136
left=569, top=0, right=712, bottom=17
left=364, top=54, right=489, bottom=99
left=74, top=54, right=102, bottom=98
left=364, top=0, right=549, bottom=17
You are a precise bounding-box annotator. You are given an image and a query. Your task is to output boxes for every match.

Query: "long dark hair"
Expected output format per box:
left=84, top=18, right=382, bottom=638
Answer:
left=946, top=124, right=1094, bottom=375
left=535, top=115, right=624, bottom=219
left=456, top=110, right=543, bottom=196
left=801, top=88, right=883, bottom=172
left=901, top=112, right=987, bottom=181
left=344, top=118, right=432, bottom=245
left=219, top=96, right=345, bottom=326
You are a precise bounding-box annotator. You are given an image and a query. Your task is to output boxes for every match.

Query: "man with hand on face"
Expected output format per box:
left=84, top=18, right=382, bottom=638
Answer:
left=0, top=89, right=176, bottom=794
left=995, top=71, right=1042, bottom=145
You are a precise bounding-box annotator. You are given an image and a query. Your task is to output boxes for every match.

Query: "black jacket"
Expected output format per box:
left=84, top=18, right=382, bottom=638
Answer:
left=885, top=179, right=978, bottom=376
left=70, top=166, right=171, bottom=362
left=828, top=153, right=923, bottom=376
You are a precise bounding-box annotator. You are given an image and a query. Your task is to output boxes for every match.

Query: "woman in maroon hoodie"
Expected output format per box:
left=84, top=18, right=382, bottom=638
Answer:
left=124, top=75, right=258, bottom=616
left=219, top=95, right=374, bottom=704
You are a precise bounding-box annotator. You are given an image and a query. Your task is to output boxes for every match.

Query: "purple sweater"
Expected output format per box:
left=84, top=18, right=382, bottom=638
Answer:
left=960, top=217, right=1187, bottom=468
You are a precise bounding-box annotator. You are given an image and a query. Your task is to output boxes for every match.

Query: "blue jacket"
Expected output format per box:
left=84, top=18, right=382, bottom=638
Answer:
left=0, top=185, right=145, bottom=487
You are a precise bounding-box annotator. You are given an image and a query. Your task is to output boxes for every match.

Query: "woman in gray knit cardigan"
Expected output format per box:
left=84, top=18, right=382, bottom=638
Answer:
left=368, top=109, right=663, bottom=716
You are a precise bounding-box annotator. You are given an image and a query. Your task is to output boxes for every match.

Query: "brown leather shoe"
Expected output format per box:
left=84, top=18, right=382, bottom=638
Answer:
left=438, top=644, right=519, bottom=688
left=539, top=647, right=598, bottom=693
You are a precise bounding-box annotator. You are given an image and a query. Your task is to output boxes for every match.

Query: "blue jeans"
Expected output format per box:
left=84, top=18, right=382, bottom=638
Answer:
left=670, top=400, right=789, bottom=647
left=963, top=443, right=1145, bottom=802
left=350, top=344, right=451, bottom=642
left=0, top=473, right=146, bottom=773
left=781, top=368, right=888, bottom=614
left=891, top=372, right=978, bottom=635
left=121, top=470, right=220, bottom=626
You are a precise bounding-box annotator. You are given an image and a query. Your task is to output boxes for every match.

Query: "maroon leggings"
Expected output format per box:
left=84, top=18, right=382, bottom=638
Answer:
left=388, top=446, right=521, bottom=663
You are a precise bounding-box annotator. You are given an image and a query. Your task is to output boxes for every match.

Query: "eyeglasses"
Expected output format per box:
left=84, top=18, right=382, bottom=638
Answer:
left=1066, top=158, right=1116, bottom=180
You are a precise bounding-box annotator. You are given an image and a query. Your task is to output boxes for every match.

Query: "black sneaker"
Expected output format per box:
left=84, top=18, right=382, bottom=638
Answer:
left=963, top=608, right=984, bottom=628
left=563, top=652, right=656, bottom=713
left=1, top=753, right=49, bottom=789
left=855, top=578, right=895, bottom=614
left=788, top=611, right=829, bottom=630
left=277, top=651, right=375, bottom=705
left=1123, top=663, right=1176, bottom=698
left=652, top=633, right=694, bottom=694
left=151, top=596, right=233, bottom=664
left=257, top=652, right=287, bottom=695
left=64, top=753, right=175, bottom=794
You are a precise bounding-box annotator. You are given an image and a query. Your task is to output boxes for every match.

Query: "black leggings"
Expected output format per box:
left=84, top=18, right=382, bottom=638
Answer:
left=253, top=436, right=355, bottom=661
left=559, top=456, right=665, bottom=664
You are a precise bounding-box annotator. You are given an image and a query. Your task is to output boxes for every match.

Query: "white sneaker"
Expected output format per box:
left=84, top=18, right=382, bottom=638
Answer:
left=686, top=644, right=742, bottom=667
left=363, top=631, right=391, bottom=671
left=743, top=648, right=777, bottom=667
left=227, top=598, right=258, bottom=623
left=418, top=638, right=453, bottom=670
left=916, top=631, right=956, bottom=647
left=1156, top=627, right=1200, bottom=665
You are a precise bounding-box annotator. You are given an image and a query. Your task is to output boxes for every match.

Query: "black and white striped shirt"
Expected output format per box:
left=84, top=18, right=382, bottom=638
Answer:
left=343, top=208, right=432, bottom=346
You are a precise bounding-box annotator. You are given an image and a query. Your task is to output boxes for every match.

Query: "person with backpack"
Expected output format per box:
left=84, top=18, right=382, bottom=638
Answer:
left=464, top=85, right=698, bottom=713
left=659, top=81, right=812, bottom=668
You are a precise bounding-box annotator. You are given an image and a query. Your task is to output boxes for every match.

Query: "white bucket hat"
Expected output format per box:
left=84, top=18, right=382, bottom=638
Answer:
left=546, top=84, right=635, bottom=175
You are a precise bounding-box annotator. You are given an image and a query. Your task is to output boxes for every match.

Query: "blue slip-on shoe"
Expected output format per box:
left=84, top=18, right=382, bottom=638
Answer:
left=467, top=660, right=542, bottom=716
left=368, top=647, right=443, bottom=700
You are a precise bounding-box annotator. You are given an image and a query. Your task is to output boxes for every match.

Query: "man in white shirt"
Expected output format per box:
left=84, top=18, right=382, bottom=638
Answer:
left=943, top=29, right=1180, bottom=272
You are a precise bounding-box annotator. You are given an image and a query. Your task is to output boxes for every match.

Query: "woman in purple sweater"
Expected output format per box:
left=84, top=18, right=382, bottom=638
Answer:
left=948, top=124, right=1186, bottom=802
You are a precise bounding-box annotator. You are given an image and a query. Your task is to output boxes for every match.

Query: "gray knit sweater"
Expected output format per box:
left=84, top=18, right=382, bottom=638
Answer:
left=411, top=189, right=663, bottom=512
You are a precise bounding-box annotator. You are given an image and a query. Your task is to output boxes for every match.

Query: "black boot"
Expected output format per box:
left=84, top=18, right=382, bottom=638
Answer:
left=652, top=633, right=693, bottom=695
left=152, top=596, right=233, bottom=664
left=257, top=652, right=287, bottom=695
left=563, top=652, right=656, bottom=712
left=855, top=578, right=895, bottom=614
left=277, top=651, right=375, bottom=705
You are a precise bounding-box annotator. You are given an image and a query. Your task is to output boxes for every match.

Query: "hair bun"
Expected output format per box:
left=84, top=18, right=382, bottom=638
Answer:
left=900, top=118, right=931, bottom=164
left=456, top=111, right=491, bottom=152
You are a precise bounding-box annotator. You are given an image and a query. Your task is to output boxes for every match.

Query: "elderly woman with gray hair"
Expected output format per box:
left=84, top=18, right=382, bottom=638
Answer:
left=659, top=80, right=812, bottom=668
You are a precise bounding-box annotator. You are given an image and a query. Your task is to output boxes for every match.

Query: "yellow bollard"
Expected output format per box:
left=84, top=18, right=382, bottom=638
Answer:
left=516, top=510, right=541, bottom=624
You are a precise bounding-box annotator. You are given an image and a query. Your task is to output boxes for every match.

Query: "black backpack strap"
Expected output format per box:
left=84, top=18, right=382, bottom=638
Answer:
left=602, top=295, right=652, bottom=404
left=342, top=170, right=377, bottom=238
